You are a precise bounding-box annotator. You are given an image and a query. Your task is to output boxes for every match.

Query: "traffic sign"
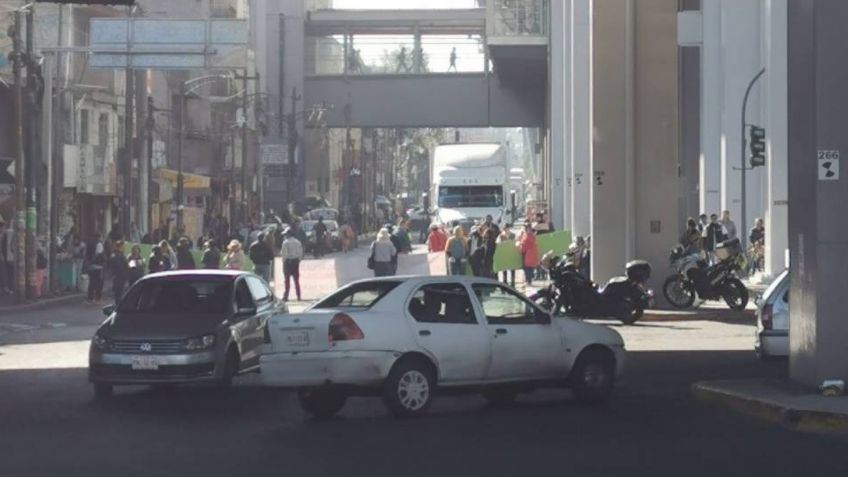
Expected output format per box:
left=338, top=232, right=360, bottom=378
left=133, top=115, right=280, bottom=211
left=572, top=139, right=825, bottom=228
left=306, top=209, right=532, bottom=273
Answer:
left=0, top=158, right=14, bottom=185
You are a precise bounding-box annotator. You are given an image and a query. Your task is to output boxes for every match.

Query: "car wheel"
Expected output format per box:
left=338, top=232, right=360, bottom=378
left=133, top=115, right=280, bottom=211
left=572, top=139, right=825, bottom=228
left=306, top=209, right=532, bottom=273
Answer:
left=216, top=348, right=240, bottom=389
left=570, top=349, right=615, bottom=404
left=383, top=361, right=436, bottom=418
left=482, top=389, right=519, bottom=407
left=298, top=389, right=347, bottom=418
left=93, top=383, right=113, bottom=401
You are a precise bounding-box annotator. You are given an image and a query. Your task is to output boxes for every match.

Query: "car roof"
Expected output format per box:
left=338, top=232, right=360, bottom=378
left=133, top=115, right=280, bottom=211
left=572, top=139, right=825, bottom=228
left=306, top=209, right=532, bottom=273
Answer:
left=347, top=274, right=503, bottom=288
left=142, top=270, right=247, bottom=280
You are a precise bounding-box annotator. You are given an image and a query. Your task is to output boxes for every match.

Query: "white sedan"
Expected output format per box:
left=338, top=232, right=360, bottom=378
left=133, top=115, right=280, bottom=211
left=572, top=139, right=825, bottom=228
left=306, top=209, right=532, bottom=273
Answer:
left=260, top=276, right=626, bottom=418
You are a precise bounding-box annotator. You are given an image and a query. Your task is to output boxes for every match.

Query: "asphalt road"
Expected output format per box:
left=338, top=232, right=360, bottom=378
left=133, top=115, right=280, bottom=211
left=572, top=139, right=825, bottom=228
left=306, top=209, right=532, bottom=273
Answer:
left=1, top=251, right=846, bottom=477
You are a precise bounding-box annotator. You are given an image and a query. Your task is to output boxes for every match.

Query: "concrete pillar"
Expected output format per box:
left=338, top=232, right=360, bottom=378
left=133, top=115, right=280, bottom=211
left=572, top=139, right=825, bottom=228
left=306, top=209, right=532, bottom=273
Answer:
left=700, top=0, right=722, bottom=215
left=787, top=0, right=848, bottom=387
left=550, top=0, right=571, bottom=231
left=763, top=0, right=789, bottom=277
left=719, top=0, right=765, bottom=230
left=570, top=0, right=592, bottom=237
left=281, top=0, right=306, bottom=199
left=591, top=0, right=634, bottom=284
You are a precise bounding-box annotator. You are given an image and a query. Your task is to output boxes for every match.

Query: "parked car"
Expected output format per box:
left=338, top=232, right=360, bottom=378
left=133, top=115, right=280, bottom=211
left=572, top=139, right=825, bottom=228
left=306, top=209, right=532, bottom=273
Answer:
left=89, top=270, right=287, bottom=400
left=302, top=219, right=341, bottom=253
left=755, top=269, right=790, bottom=359
left=260, top=276, right=626, bottom=418
left=289, top=196, right=331, bottom=218
left=305, top=207, right=340, bottom=222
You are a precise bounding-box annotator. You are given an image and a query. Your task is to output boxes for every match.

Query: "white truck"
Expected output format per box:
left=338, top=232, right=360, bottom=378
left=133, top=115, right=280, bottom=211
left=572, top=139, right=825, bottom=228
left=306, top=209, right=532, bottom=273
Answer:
left=429, top=143, right=515, bottom=231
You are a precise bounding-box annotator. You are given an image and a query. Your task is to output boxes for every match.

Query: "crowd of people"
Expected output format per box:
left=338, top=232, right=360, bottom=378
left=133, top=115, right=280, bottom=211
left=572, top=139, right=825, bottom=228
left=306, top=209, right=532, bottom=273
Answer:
left=679, top=210, right=766, bottom=272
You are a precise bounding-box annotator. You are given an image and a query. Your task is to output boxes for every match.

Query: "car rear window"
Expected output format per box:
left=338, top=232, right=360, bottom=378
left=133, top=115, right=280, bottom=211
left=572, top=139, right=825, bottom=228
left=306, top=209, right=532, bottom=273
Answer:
left=313, top=281, right=401, bottom=309
left=119, top=277, right=234, bottom=314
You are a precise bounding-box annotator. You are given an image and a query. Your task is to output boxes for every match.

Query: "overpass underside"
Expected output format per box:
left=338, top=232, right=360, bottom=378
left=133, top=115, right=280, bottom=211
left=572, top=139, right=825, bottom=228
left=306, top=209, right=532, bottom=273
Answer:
left=304, top=73, right=545, bottom=128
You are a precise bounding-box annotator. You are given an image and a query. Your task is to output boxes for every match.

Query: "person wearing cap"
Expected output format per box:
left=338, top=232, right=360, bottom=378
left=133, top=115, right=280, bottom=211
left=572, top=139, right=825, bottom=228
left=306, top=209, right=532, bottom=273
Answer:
left=223, top=240, right=245, bottom=270
left=0, top=216, right=13, bottom=294
left=426, top=224, right=448, bottom=253
left=281, top=228, right=304, bottom=301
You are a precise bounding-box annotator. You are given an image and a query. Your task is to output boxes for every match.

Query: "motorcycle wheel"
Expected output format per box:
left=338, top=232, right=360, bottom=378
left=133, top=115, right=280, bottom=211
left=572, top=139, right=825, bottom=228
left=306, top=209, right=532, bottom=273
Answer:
left=530, top=292, right=562, bottom=315
left=619, top=304, right=642, bottom=326
left=662, top=275, right=696, bottom=309
left=721, top=278, right=749, bottom=311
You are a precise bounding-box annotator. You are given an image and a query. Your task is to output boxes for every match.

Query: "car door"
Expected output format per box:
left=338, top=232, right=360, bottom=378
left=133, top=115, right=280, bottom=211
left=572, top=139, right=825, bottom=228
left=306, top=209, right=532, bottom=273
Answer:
left=230, top=278, right=259, bottom=368
left=406, top=282, right=492, bottom=384
left=471, top=283, right=566, bottom=381
left=244, top=276, right=276, bottom=367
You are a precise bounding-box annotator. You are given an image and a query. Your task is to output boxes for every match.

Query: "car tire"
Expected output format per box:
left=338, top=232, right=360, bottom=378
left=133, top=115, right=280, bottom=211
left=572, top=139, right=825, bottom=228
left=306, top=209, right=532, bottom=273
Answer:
left=216, top=348, right=240, bottom=389
left=93, top=383, right=113, bottom=401
left=570, top=349, right=615, bottom=404
left=482, top=389, right=519, bottom=407
left=383, top=360, right=436, bottom=418
left=298, top=389, right=347, bottom=418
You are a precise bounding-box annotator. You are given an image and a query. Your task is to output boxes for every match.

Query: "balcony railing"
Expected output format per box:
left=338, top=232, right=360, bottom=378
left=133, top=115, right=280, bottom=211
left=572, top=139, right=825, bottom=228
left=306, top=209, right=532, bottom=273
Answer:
left=487, top=0, right=549, bottom=38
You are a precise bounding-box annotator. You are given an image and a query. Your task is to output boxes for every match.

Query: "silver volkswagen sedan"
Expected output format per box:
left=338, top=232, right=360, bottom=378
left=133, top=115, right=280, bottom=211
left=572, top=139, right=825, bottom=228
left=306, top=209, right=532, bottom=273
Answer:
left=88, top=270, right=286, bottom=400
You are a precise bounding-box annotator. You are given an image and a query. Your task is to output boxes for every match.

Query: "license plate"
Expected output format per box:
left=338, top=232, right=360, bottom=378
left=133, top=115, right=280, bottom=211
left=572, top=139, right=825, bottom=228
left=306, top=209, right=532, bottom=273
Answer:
left=282, top=330, right=311, bottom=347
left=130, top=355, right=160, bottom=370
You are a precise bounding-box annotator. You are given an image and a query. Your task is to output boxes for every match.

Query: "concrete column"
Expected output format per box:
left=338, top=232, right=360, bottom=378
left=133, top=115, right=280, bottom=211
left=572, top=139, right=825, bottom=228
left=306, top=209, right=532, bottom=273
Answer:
left=787, top=0, right=848, bottom=387
left=591, top=0, right=634, bottom=284
left=281, top=0, right=306, bottom=199
left=719, top=0, right=765, bottom=229
left=570, top=0, right=592, bottom=237
left=550, top=0, right=571, bottom=231
left=700, top=0, right=723, bottom=215
left=763, top=0, right=789, bottom=277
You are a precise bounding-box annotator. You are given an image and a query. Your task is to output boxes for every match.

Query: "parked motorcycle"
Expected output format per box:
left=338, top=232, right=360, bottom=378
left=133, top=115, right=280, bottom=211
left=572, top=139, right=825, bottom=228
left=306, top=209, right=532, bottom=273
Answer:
left=662, top=238, right=749, bottom=311
left=530, top=254, right=654, bottom=325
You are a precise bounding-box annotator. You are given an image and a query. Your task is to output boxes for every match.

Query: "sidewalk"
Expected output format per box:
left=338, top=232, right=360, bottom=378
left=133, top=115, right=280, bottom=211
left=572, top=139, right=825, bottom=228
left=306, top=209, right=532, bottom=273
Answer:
left=693, top=379, right=848, bottom=434
left=0, top=291, right=86, bottom=315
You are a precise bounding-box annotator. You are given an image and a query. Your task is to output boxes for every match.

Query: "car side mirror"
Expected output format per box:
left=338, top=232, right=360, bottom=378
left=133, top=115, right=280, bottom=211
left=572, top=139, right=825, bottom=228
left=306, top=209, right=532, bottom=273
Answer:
left=102, top=304, right=116, bottom=316
left=535, top=310, right=552, bottom=325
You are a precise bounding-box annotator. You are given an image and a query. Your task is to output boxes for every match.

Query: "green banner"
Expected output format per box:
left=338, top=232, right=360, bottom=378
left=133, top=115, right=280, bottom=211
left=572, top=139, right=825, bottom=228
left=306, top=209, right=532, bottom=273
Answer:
left=493, top=230, right=572, bottom=272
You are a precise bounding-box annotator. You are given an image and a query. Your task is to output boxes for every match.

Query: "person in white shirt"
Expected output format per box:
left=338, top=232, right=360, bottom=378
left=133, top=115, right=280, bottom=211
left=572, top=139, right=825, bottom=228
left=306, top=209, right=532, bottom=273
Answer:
left=721, top=210, right=738, bottom=241
left=281, top=228, right=304, bottom=301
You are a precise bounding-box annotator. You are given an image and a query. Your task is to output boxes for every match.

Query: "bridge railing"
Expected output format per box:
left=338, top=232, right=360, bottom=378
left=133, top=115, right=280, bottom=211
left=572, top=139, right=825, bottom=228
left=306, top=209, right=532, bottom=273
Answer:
left=487, top=0, right=549, bottom=38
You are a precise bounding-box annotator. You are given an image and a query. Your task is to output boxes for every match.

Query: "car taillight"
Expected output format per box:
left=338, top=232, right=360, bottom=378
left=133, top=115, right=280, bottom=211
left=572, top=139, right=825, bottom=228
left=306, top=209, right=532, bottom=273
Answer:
left=761, top=304, right=773, bottom=330
left=328, top=313, right=364, bottom=342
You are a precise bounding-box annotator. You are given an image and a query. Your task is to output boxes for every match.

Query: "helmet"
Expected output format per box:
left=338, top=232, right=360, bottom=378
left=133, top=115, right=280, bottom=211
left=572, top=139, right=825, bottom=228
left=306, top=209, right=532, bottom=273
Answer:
left=540, top=251, right=556, bottom=270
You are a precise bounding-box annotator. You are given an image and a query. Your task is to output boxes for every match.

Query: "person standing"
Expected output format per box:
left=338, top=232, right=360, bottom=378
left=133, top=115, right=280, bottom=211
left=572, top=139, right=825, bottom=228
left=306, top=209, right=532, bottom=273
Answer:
left=370, top=229, right=397, bottom=277
left=147, top=246, right=170, bottom=274
left=201, top=240, right=221, bottom=269
left=281, top=229, right=304, bottom=301
left=108, top=240, right=129, bottom=301
left=313, top=217, right=328, bottom=258
left=223, top=240, right=245, bottom=270
left=749, top=218, right=765, bottom=246
left=448, top=47, right=458, bottom=72
left=394, top=220, right=413, bottom=254
left=483, top=215, right=501, bottom=238
left=129, top=222, right=141, bottom=244
left=249, top=232, right=274, bottom=283
left=426, top=224, right=448, bottom=253
left=518, top=223, right=540, bottom=287
left=721, top=210, right=738, bottom=241
left=532, top=212, right=550, bottom=235
left=0, top=217, right=13, bottom=294
left=159, top=240, right=177, bottom=270
left=704, top=214, right=726, bottom=263
left=127, top=245, right=145, bottom=285
left=497, top=225, right=517, bottom=287
left=85, top=234, right=106, bottom=304
left=445, top=226, right=469, bottom=276
left=698, top=214, right=709, bottom=235
left=679, top=218, right=702, bottom=256
left=176, top=237, right=196, bottom=270
left=481, top=229, right=498, bottom=279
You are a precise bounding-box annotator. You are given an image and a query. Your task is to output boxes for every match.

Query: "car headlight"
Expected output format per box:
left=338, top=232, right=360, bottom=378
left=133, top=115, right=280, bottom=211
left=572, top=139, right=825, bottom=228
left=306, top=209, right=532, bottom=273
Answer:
left=184, top=334, right=216, bottom=351
left=92, top=334, right=109, bottom=351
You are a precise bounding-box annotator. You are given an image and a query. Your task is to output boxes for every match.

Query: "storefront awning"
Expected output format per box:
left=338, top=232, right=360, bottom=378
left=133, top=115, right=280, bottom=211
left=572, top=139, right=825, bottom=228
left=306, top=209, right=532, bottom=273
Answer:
left=156, top=169, right=211, bottom=189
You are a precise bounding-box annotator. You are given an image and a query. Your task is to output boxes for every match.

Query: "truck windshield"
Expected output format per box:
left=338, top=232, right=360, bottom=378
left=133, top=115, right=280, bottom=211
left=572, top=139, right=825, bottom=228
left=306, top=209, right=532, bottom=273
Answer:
left=438, top=186, right=503, bottom=208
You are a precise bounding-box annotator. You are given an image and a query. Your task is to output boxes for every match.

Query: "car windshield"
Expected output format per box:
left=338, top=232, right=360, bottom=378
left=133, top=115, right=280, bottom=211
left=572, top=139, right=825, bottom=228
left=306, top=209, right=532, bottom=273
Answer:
left=439, top=186, right=503, bottom=208
left=762, top=269, right=790, bottom=303
left=118, top=277, right=233, bottom=314
left=313, top=281, right=402, bottom=309
left=302, top=222, right=316, bottom=232
left=326, top=221, right=339, bottom=232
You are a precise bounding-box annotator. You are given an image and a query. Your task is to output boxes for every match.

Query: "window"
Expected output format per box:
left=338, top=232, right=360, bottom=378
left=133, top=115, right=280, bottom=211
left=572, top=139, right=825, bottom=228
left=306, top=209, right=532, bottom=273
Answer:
left=80, top=109, right=89, bottom=144
left=118, top=278, right=233, bottom=315
left=408, top=283, right=477, bottom=324
left=472, top=284, right=543, bottom=325
left=98, top=113, right=109, bottom=147
left=246, top=276, right=272, bottom=304
left=314, top=281, right=401, bottom=309
left=235, top=280, right=254, bottom=309
left=438, top=186, right=504, bottom=208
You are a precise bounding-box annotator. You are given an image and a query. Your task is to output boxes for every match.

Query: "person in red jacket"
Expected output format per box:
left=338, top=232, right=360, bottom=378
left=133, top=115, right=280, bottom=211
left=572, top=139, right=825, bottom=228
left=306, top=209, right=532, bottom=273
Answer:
left=426, top=224, right=448, bottom=253
left=518, top=222, right=540, bottom=286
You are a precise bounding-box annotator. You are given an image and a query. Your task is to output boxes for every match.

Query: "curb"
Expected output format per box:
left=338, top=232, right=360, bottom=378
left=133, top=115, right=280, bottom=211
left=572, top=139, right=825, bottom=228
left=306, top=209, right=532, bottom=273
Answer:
left=641, top=310, right=754, bottom=323
left=0, top=293, right=87, bottom=314
left=692, top=381, right=848, bottom=434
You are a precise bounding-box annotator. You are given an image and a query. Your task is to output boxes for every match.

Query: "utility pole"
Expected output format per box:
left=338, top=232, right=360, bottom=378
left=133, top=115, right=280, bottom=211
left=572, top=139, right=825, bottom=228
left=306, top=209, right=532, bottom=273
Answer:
left=740, top=67, right=766, bottom=249
left=234, top=71, right=259, bottom=227
left=11, top=10, right=26, bottom=303
left=146, top=96, right=155, bottom=235
left=24, top=6, right=37, bottom=300
left=286, top=86, right=301, bottom=207
left=176, top=82, right=185, bottom=233
left=122, top=7, right=135, bottom=239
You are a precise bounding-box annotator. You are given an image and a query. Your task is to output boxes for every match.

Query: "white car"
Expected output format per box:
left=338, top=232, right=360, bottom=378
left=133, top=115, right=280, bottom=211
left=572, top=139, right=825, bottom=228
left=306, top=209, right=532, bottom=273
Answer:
left=260, top=276, right=626, bottom=418
left=755, top=269, right=790, bottom=359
